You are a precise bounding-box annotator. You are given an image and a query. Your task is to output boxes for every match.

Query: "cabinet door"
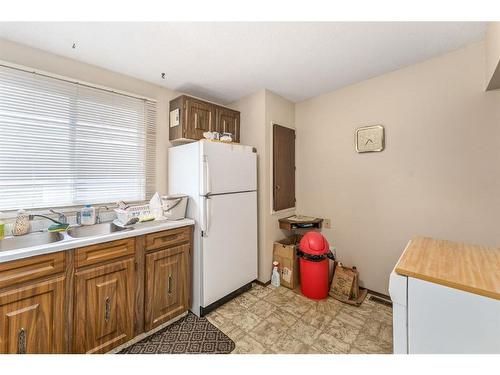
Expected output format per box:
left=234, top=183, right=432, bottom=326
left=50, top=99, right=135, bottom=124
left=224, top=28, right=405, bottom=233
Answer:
left=185, top=98, right=215, bottom=140
left=0, top=276, right=65, bottom=354
left=273, top=124, right=295, bottom=211
left=145, top=244, right=189, bottom=331
left=73, top=258, right=134, bottom=354
left=215, top=107, right=240, bottom=142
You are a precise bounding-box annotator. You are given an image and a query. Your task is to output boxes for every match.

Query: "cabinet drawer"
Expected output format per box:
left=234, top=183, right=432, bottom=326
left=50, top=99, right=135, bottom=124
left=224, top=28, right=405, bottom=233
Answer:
left=75, top=239, right=135, bottom=268
left=0, top=252, right=65, bottom=290
left=145, top=227, right=191, bottom=252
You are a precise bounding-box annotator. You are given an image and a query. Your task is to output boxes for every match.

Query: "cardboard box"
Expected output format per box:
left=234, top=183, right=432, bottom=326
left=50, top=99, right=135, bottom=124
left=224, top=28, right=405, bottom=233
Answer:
left=273, top=237, right=300, bottom=289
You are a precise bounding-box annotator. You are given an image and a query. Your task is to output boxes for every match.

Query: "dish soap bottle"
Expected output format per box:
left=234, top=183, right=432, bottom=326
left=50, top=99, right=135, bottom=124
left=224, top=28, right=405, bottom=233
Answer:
left=81, top=205, right=96, bottom=226
left=0, top=212, right=4, bottom=240
left=271, top=261, right=281, bottom=287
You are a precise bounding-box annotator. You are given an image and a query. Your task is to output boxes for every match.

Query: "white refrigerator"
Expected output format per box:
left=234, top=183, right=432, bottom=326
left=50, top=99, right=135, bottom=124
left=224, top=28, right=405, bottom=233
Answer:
left=168, top=140, right=258, bottom=316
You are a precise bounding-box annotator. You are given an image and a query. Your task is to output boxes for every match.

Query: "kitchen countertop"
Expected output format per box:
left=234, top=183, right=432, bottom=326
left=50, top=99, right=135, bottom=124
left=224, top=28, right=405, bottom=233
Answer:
left=395, top=236, right=500, bottom=300
left=0, top=218, right=195, bottom=264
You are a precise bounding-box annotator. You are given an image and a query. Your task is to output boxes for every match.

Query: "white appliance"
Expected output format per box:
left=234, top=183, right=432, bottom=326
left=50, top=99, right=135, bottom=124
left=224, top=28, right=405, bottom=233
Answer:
left=168, top=140, right=258, bottom=316
left=389, top=241, right=500, bottom=354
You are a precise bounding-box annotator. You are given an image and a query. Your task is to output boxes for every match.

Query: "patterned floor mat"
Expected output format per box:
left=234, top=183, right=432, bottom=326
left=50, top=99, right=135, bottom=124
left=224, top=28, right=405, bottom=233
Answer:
left=119, top=312, right=235, bottom=354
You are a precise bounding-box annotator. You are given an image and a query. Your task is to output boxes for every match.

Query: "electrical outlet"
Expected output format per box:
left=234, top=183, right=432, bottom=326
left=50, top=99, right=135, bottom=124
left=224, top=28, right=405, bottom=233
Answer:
left=323, top=218, right=331, bottom=229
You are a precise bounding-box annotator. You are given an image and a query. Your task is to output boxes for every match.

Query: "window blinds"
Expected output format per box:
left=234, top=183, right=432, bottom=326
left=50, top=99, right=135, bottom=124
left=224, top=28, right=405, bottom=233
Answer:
left=0, top=65, right=157, bottom=211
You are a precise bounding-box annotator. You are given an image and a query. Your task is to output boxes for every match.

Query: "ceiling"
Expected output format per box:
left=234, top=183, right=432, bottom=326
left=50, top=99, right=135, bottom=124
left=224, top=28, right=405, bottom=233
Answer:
left=0, top=22, right=487, bottom=103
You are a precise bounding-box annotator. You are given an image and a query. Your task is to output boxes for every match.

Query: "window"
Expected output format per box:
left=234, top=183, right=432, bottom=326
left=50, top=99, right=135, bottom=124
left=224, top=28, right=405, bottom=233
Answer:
left=0, top=64, right=156, bottom=211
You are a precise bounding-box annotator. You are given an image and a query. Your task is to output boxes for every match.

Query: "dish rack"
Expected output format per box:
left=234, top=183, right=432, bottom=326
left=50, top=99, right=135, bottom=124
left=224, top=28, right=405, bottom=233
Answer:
left=114, top=204, right=151, bottom=224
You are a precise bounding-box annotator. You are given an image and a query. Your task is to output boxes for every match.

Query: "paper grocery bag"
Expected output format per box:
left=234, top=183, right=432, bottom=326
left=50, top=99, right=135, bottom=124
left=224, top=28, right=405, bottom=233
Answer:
left=329, top=264, right=367, bottom=306
left=329, top=263, right=356, bottom=302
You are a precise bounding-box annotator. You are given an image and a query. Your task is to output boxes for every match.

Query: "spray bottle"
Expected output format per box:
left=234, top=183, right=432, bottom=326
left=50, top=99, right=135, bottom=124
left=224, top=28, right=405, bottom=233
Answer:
left=271, top=261, right=280, bottom=287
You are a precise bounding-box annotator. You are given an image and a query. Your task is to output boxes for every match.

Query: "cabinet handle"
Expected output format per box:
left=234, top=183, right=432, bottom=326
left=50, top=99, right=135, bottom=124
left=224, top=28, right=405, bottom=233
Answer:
left=18, top=328, right=26, bottom=354
left=168, top=274, right=172, bottom=294
left=184, top=108, right=188, bottom=136
left=105, top=297, right=111, bottom=322
left=194, top=112, right=198, bottom=128
left=275, top=185, right=281, bottom=191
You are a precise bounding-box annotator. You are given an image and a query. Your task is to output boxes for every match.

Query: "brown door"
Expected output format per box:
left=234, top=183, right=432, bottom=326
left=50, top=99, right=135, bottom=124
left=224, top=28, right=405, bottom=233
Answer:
left=215, top=107, right=240, bottom=142
left=0, top=276, right=65, bottom=354
left=273, top=124, right=296, bottom=211
left=73, top=258, right=134, bottom=354
left=185, top=98, right=215, bottom=140
left=145, top=244, right=189, bottom=331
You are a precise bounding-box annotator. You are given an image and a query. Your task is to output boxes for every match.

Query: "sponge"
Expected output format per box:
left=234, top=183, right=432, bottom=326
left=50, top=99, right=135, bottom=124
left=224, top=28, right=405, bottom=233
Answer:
left=48, top=223, right=69, bottom=232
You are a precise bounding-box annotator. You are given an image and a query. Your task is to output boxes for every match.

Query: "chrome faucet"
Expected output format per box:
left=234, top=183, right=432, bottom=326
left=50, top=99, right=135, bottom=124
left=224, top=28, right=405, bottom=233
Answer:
left=96, top=206, right=109, bottom=224
left=49, top=209, right=68, bottom=224
left=28, top=214, right=63, bottom=225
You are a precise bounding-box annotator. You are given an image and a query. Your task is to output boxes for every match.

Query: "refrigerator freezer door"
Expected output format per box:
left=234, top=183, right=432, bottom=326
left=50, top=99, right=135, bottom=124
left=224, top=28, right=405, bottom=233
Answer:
left=200, top=141, right=257, bottom=195
left=201, top=191, right=257, bottom=307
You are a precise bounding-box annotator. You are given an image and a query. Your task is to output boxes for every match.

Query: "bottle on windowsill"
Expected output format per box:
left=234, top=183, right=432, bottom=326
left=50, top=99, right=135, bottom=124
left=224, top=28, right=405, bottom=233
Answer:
left=80, top=205, right=96, bottom=226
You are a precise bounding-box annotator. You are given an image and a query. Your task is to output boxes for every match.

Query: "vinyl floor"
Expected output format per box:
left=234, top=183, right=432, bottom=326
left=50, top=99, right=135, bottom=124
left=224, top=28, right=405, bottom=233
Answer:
left=206, top=283, right=393, bottom=354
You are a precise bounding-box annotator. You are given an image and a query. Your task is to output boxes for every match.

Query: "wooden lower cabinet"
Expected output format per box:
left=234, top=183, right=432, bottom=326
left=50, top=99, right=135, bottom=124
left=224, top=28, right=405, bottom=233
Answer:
left=145, top=244, right=189, bottom=331
left=0, top=276, right=65, bottom=354
left=0, top=225, right=192, bottom=354
left=73, top=258, right=135, bottom=354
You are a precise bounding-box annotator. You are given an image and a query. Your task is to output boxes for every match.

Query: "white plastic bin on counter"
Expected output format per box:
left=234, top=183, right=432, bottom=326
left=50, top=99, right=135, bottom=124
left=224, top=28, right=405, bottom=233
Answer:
left=161, top=194, right=188, bottom=220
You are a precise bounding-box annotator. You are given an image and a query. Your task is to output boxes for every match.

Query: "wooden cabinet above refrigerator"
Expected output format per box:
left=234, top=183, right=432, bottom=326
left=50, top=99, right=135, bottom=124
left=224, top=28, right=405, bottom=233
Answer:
left=169, top=95, right=240, bottom=143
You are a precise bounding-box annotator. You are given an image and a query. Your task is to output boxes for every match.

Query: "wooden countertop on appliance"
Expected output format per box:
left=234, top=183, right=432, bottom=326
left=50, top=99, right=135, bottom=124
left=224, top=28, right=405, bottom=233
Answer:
left=395, top=236, right=500, bottom=300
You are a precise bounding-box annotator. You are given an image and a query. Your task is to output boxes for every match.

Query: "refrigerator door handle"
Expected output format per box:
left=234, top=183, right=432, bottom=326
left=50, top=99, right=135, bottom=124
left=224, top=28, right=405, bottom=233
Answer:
left=201, top=195, right=211, bottom=236
left=203, top=155, right=212, bottom=196
left=206, top=195, right=211, bottom=235
left=201, top=196, right=207, bottom=234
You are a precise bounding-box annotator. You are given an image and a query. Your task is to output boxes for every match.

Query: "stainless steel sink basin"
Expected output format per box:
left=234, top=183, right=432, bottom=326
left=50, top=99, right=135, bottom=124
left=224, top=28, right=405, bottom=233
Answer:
left=0, top=232, right=64, bottom=252
left=67, top=222, right=132, bottom=238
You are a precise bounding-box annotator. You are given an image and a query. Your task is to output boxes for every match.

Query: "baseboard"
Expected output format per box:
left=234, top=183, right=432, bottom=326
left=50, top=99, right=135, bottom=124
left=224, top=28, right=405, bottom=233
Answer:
left=254, top=279, right=271, bottom=287
left=255, top=280, right=390, bottom=301
left=199, top=282, right=253, bottom=317
left=364, top=287, right=391, bottom=301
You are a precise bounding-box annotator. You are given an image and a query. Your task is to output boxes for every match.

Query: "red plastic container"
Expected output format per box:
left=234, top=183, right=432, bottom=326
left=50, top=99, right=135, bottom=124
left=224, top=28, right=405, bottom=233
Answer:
left=298, top=232, right=332, bottom=300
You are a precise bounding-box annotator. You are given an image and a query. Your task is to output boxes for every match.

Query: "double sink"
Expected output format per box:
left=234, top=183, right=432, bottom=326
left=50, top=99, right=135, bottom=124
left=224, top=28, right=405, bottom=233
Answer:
left=0, top=222, right=132, bottom=252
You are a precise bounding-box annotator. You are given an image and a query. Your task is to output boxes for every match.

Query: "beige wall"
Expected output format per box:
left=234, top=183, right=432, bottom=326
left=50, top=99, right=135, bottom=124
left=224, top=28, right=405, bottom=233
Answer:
left=263, top=91, right=296, bottom=282
left=295, top=41, right=500, bottom=294
left=231, top=89, right=295, bottom=282
left=0, top=37, right=179, bottom=195
left=229, top=90, right=267, bottom=280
